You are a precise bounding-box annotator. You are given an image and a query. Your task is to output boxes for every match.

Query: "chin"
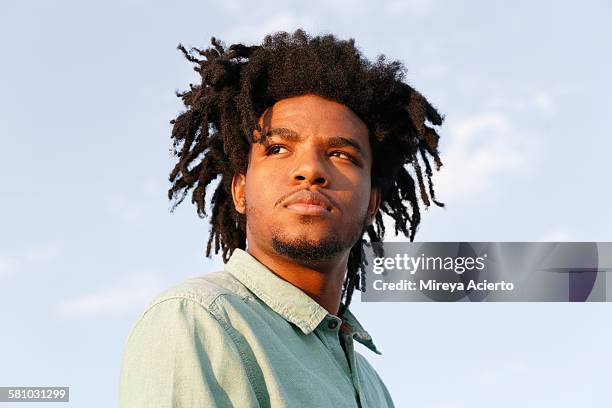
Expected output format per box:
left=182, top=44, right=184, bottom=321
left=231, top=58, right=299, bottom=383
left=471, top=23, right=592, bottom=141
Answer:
left=291, top=214, right=334, bottom=226
left=282, top=227, right=338, bottom=242
left=271, top=233, right=345, bottom=263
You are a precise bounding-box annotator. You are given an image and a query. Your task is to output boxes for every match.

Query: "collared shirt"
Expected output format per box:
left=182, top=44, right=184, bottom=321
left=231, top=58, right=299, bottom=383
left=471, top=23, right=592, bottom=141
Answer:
left=119, top=248, right=395, bottom=407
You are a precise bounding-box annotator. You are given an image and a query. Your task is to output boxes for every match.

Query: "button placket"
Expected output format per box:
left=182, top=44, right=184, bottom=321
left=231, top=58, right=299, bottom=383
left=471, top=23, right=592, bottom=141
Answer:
left=328, top=319, right=339, bottom=330
left=317, top=317, right=351, bottom=378
left=341, top=332, right=367, bottom=408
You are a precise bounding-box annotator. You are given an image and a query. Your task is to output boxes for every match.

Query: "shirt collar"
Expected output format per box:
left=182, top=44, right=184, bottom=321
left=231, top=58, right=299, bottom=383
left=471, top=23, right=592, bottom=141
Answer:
left=224, top=248, right=381, bottom=354
left=339, top=307, right=381, bottom=355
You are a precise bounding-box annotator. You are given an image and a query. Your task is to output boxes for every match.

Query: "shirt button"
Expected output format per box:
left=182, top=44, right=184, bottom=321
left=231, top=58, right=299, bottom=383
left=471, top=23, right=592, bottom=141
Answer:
left=328, top=320, right=338, bottom=330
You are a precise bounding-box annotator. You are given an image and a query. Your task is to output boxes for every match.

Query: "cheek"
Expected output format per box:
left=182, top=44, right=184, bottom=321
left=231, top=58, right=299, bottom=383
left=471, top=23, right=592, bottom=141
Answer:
left=354, top=188, right=373, bottom=216
left=338, top=178, right=372, bottom=217
left=244, top=172, right=278, bottom=210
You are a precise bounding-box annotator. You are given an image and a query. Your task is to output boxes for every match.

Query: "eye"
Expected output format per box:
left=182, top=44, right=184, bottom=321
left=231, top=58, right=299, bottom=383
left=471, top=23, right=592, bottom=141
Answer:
left=265, top=145, right=288, bottom=155
left=330, top=151, right=357, bottom=163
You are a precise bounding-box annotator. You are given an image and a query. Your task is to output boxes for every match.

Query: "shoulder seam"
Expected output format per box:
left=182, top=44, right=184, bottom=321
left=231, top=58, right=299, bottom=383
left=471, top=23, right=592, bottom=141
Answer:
left=140, top=292, right=224, bottom=320
left=123, top=293, right=226, bottom=350
left=128, top=294, right=268, bottom=407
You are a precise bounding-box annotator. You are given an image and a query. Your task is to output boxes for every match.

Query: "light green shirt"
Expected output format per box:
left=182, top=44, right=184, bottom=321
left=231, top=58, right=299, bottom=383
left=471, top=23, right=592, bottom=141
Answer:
left=119, top=248, right=395, bottom=407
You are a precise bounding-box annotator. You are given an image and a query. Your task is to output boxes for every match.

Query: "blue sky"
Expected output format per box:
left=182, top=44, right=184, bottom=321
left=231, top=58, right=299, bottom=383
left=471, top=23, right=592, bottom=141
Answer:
left=1, top=1, right=611, bottom=407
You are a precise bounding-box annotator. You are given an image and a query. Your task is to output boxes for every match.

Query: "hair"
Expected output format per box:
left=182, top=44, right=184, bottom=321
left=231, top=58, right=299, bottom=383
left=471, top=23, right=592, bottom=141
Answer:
left=168, top=29, right=444, bottom=314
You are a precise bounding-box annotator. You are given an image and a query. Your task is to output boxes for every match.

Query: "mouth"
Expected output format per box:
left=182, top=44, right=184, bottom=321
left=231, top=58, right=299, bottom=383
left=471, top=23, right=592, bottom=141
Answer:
left=284, top=203, right=332, bottom=216
left=281, top=191, right=334, bottom=216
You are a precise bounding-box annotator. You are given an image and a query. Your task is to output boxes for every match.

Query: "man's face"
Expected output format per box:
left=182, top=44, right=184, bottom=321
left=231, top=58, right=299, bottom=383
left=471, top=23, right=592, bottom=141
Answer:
left=232, top=94, right=380, bottom=265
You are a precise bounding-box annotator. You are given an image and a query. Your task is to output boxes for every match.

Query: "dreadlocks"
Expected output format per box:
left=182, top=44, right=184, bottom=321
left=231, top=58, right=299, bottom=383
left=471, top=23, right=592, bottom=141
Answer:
left=168, top=29, right=444, bottom=313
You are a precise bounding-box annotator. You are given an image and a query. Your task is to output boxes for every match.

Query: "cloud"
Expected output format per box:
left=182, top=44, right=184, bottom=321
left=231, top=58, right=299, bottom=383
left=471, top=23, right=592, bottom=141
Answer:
left=370, top=112, right=536, bottom=241
left=538, top=227, right=572, bottom=242
left=432, top=112, right=536, bottom=203
left=0, top=243, right=59, bottom=279
left=530, top=90, right=554, bottom=114
left=0, top=255, right=20, bottom=278
left=57, top=272, right=165, bottom=317
left=484, top=85, right=558, bottom=115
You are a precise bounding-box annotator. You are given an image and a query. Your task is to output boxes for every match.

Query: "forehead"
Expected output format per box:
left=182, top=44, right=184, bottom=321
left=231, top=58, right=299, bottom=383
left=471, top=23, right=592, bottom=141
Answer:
left=256, top=94, right=370, bottom=147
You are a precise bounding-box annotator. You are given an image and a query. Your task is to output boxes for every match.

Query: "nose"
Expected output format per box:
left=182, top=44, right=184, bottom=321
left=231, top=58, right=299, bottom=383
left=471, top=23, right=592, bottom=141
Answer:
left=290, top=149, right=329, bottom=187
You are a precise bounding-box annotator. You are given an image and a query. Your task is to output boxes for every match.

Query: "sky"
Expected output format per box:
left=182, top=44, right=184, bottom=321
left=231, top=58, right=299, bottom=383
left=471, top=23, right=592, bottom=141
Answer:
left=1, top=0, right=611, bottom=407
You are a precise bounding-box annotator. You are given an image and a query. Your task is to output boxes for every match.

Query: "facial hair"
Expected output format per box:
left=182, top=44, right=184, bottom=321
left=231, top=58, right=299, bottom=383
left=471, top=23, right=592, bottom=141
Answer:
left=270, top=212, right=368, bottom=264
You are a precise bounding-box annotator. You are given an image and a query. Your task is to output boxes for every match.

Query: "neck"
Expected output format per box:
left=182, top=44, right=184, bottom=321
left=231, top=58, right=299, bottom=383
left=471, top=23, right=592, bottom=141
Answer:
left=246, top=245, right=348, bottom=316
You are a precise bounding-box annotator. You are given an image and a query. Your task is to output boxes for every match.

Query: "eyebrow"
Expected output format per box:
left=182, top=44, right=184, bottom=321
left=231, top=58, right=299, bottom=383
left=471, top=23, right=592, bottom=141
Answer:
left=261, top=127, right=366, bottom=158
left=327, top=136, right=365, bottom=157
left=261, top=127, right=302, bottom=142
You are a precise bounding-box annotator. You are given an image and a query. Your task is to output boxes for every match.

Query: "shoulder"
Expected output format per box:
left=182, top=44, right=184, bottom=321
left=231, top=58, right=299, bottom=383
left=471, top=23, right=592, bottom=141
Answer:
left=121, top=270, right=259, bottom=362
left=354, top=350, right=380, bottom=377
left=119, top=272, right=263, bottom=407
left=124, top=270, right=255, bottom=343
left=148, top=270, right=252, bottom=310
left=354, top=350, right=395, bottom=406
left=137, top=270, right=254, bottom=320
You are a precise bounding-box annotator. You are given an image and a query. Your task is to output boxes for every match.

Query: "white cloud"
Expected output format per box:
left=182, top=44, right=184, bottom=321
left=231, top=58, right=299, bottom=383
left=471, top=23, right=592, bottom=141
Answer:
left=0, top=255, right=20, bottom=278
left=57, top=272, right=165, bottom=317
left=530, top=90, right=554, bottom=114
left=538, top=227, right=572, bottom=242
left=0, top=243, right=59, bottom=279
left=374, top=112, right=535, bottom=240
left=484, top=85, right=559, bottom=115
left=432, top=112, right=536, bottom=203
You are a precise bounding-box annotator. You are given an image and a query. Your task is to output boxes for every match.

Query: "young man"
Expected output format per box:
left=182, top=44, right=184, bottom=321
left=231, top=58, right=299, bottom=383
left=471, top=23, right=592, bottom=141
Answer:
left=120, top=29, right=444, bottom=407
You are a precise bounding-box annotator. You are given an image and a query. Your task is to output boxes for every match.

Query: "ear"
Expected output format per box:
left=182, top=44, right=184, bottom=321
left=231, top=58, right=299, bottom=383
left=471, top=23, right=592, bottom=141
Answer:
left=231, top=173, right=247, bottom=215
left=366, top=187, right=381, bottom=226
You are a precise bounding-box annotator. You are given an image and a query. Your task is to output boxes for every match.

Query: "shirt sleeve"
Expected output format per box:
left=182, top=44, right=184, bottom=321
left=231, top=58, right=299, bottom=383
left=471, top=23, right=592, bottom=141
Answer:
left=119, top=297, right=260, bottom=408
left=354, top=352, right=395, bottom=408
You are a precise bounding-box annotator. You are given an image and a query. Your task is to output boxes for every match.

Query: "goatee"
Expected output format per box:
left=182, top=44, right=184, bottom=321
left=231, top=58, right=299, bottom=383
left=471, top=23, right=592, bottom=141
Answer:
left=271, top=235, right=344, bottom=263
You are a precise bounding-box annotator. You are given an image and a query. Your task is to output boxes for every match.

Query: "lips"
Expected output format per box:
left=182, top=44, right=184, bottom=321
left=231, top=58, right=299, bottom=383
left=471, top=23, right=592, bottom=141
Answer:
left=282, top=191, right=333, bottom=215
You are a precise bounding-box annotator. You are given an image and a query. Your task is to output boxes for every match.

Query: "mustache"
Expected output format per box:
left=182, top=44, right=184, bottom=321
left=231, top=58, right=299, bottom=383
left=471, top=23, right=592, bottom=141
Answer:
left=274, top=188, right=340, bottom=210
